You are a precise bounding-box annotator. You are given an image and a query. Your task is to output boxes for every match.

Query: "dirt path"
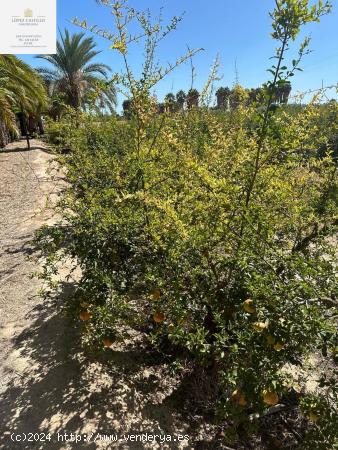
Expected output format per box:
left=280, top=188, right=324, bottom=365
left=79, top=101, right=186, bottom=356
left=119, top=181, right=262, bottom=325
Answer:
left=0, top=140, right=210, bottom=450
left=0, top=138, right=59, bottom=370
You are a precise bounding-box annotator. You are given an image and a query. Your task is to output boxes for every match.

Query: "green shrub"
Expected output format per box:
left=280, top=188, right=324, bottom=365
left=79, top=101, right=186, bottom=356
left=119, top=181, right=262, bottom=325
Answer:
left=37, top=1, right=337, bottom=447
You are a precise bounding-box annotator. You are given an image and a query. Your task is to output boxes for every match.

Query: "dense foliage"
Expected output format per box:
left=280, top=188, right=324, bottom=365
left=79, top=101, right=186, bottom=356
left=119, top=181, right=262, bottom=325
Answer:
left=0, top=55, right=47, bottom=147
left=37, top=1, right=337, bottom=447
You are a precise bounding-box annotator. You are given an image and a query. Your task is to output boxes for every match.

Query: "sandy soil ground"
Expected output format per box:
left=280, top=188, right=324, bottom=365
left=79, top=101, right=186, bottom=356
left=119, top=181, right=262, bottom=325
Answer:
left=0, top=140, right=216, bottom=450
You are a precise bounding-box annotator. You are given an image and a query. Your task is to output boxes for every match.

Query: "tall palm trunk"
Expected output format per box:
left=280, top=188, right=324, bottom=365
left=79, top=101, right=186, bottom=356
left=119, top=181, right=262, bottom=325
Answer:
left=38, top=117, right=44, bottom=135
left=0, top=120, right=10, bottom=148
left=20, top=106, right=30, bottom=149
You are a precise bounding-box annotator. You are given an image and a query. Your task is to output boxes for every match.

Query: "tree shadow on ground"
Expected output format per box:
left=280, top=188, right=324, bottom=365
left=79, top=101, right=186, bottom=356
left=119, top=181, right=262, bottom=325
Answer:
left=0, top=281, right=210, bottom=450
left=0, top=139, right=53, bottom=155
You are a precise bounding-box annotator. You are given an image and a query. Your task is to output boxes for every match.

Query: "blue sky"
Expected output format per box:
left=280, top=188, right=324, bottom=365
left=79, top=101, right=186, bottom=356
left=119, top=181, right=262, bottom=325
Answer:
left=20, top=0, right=338, bottom=106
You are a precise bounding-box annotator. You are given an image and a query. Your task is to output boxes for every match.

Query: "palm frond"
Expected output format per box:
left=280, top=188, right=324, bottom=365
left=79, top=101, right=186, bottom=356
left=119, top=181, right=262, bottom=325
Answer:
left=36, top=29, right=115, bottom=111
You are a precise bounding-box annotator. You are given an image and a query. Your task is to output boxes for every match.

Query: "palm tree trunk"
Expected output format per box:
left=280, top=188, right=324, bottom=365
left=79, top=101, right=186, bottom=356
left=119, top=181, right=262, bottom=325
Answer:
left=26, top=134, right=31, bottom=149
left=0, top=120, right=10, bottom=148
left=38, top=117, right=44, bottom=135
left=20, top=106, right=30, bottom=150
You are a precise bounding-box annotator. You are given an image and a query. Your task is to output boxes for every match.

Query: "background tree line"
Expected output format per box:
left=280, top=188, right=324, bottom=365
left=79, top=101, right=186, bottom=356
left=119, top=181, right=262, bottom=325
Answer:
left=122, top=82, right=292, bottom=117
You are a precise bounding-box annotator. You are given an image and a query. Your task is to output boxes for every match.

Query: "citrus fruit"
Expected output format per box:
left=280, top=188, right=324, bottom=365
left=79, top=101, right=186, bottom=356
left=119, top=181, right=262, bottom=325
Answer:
left=243, top=299, right=255, bottom=313
left=253, top=321, right=268, bottom=331
left=271, top=438, right=283, bottom=448
left=79, top=311, right=92, bottom=321
left=231, top=389, right=247, bottom=406
left=103, top=338, right=113, bottom=348
left=262, top=390, right=279, bottom=406
left=274, top=342, right=285, bottom=351
left=153, top=312, right=165, bottom=323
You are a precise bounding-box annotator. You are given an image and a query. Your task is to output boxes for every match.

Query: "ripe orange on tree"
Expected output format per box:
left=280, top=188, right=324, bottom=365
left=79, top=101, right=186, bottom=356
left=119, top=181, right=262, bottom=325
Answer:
left=262, top=390, right=279, bottom=406
left=103, top=338, right=113, bottom=348
left=243, top=299, right=256, bottom=313
left=253, top=321, right=268, bottom=331
left=79, top=311, right=92, bottom=321
left=153, top=312, right=165, bottom=323
left=230, top=389, right=247, bottom=406
left=274, top=342, right=285, bottom=351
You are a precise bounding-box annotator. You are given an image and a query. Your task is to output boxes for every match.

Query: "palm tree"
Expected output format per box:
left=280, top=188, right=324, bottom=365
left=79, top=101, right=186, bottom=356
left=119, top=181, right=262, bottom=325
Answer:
left=186, top=88, right=199, bottom=109
left=247, top=87, right=264, bottom=106
left=37, top=29, right=116, bottom=113
left=215, top=87, right=231, bottom=110
left=164, top=93, right=176, bottom=112
left=277, top=81, right=292, bottom=104
left=0, top=55, right=47, bottom=148
left=176, top=90, right=186, bottom=111
left=122, top=99, right=132, bottom=119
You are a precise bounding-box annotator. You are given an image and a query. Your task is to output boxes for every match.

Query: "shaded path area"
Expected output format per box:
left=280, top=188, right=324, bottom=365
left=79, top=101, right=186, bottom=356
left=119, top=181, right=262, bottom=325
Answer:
left=0, top=140, right=213, bottom=450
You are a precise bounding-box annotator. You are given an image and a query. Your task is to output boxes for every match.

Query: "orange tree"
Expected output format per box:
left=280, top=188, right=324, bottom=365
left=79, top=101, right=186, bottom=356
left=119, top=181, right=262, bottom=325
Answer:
left=37, top=1, right=337, bottom=447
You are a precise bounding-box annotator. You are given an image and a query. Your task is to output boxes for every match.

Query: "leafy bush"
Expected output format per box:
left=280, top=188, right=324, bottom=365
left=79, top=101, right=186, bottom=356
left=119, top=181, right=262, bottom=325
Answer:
left=39, top=1, right=337, bottom=447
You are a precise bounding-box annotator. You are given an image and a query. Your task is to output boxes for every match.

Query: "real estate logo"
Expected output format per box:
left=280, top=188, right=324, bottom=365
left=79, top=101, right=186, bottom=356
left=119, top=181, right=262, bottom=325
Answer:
left=0, top=0, right=57, bottom=54
left=24, top=8, right=33, bottom=18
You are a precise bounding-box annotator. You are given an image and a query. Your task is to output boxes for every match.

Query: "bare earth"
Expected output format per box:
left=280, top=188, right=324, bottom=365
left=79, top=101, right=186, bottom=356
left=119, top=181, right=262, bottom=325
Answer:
left=0, top=140, right=214, bottom=450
